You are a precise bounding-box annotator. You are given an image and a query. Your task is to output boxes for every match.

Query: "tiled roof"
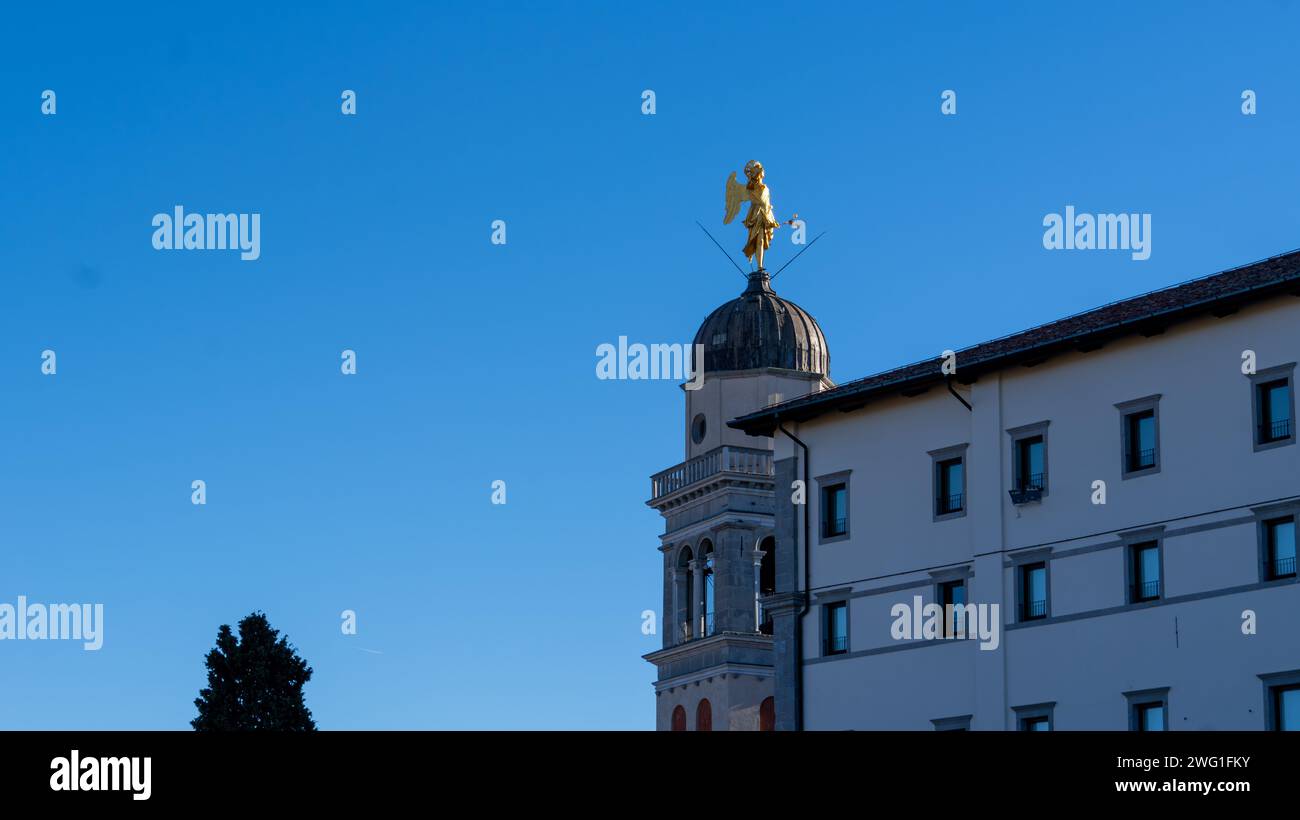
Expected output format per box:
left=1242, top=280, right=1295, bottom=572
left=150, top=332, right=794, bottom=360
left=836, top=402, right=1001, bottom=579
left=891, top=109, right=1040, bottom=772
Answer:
left=729, top=248, right=1300, bottom=436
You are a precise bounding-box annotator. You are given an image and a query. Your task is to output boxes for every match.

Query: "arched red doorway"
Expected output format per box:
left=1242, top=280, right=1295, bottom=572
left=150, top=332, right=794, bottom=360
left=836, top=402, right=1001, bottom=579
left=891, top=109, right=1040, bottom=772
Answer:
left=670, top=705, right=686, bottom=731
left=759, top=697, right=775, bottom=731
left=696, top=698, right=712, bottom=731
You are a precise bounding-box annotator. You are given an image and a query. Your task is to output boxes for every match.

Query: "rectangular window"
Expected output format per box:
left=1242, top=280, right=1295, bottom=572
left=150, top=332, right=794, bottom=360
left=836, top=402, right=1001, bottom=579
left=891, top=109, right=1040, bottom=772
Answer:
left=1259, top=379, right=1293, bottom=444
left=823, top=601, right=848, bottom=656
left=821, top=483, right=848, bottom=540
left=1265, top=517, right=1297, bottom=580
left=1116, top=395, right=1162, bottom=478
left=1013, top=701, right=1055, bottom=731
left=1125, top=688, right=1170, bottom=731
left=1260, top=671, right=1300, bottom=730
left=931, top=715, right=972, bottom=731
left=939, top=579, right=966, bottom=637
left=1130, top=541, right=1161, bottom=602
left=1007, top=422, right=1049, bottom=503
left=1275, top=685, right=1300, bottom=731
left=936, top=458, right=964, bottom=515
left=1020, top=562, right=1047, bottom=621
left=929, top=444, right=968, bottom=521
left=1134, top=702, right=1166, bottom=731
left=1126, top=410, right=1157, bottom=472
left=1252, top=365, right=1296, bottom=451
left=1016, top=436, right=1045, bottom=492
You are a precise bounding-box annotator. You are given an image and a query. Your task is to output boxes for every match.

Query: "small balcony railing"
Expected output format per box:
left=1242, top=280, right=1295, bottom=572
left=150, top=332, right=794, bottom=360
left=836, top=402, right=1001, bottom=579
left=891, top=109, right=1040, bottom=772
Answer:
left=823, top=634, right=848, bottom=655
left=649, top=445, right=774, bottom=502
left=942, top=611, right=967, bottom=637
left=1268, top=555, right=1297, bottom=579
left=1261, top=419, right=1293, bottom=443
left=822, top=517, right=847, bottom=538
left=1010, top=475, right=1044, bottom=505
left=1131, top=579, right=1161, bottom=602
left=938, top=492, right=964, bottom=515
left=677, top=612, right=718, bottom=644
left=1128, top=448, right=1156, bottom=471
left=1024, top=599, right=1047, bottom=620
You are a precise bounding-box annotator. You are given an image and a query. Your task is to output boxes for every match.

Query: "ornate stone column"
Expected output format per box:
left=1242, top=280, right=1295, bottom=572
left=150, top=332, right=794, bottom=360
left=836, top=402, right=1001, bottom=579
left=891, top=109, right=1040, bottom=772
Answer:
left=671, top=567, right=687, bottom=644
left=688, top=559, right=705, bottom=639
left=750, top=548, right=766, bottom=632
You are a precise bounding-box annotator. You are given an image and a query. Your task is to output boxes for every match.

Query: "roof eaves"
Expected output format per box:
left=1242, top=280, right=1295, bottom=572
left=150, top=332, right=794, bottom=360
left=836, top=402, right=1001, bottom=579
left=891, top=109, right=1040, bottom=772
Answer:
left=728, top=250, right=1300, bottom=436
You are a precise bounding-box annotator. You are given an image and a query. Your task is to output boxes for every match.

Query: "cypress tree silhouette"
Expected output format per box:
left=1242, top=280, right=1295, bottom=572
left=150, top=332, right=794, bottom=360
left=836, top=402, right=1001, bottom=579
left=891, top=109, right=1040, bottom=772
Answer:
left=192, top=611, right=317, bottom=731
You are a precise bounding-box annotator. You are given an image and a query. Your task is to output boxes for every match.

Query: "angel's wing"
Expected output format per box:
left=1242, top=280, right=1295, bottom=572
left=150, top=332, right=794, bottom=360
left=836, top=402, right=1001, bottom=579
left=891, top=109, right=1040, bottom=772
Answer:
left=723, top=171, right=747, bottom=224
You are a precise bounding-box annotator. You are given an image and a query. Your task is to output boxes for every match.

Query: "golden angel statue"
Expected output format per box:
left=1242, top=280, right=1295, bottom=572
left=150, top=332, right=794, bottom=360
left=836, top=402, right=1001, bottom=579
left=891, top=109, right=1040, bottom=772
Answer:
left=724, top=160, right=797, bottom=271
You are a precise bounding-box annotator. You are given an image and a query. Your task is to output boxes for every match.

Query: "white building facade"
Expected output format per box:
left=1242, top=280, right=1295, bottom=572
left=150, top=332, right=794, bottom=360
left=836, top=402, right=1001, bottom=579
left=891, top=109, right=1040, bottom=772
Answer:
left=728, top=251, right=1300, bottom=730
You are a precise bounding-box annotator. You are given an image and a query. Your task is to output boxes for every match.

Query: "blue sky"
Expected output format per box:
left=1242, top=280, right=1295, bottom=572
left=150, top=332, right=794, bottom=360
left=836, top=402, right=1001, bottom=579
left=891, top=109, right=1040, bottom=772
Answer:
left=1, top=1, right=1298, bottom=728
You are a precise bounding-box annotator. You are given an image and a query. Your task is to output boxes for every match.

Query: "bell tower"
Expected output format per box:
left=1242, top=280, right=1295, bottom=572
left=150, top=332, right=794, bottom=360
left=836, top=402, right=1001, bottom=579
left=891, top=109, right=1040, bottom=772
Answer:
left=644, top=269, right=831, bottom=730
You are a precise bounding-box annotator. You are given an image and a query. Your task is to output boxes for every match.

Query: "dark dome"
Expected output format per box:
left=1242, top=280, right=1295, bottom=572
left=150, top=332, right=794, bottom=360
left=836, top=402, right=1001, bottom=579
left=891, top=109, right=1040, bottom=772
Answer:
left=693, top=271, right=829, bottom=376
